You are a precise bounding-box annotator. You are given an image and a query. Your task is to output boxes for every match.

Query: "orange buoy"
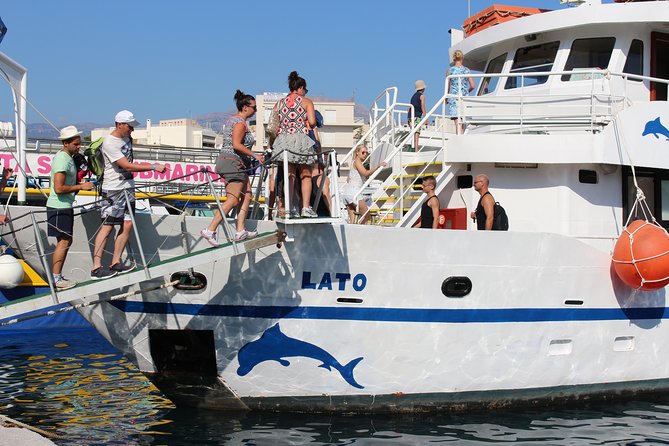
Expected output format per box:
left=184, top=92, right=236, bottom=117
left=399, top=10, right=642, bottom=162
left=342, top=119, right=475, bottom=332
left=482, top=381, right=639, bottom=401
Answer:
left=612, top=219, right=669, bottom=290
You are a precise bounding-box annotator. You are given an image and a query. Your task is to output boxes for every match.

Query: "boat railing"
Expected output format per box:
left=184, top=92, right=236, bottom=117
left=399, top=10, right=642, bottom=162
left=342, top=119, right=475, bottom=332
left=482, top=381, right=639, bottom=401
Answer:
left=352, top=93, right=451, bottom=225
left=446, top=69, right=669, bottom=134
left=350, top=69, right=669, bottom=227
left=277, top=144, right=341, bottom=222
left=0, top=137, right=229, bottom=199
left=0, top=167, right=245, bottom=306
left=340, top=87, right=414, bottom=171
left=11, top=137, right=221, bottom=163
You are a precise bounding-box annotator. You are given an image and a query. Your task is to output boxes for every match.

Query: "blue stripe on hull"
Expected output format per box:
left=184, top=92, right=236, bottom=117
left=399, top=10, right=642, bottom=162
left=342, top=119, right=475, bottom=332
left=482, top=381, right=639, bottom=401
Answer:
left=110, top=302, right=667, bottom=323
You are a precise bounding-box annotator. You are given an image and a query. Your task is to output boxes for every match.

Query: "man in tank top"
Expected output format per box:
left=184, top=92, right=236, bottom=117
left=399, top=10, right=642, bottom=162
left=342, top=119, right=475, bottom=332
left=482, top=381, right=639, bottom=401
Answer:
left=413, top=176, right=439, bottom=229
left=472, top=174, right=495, bottom=230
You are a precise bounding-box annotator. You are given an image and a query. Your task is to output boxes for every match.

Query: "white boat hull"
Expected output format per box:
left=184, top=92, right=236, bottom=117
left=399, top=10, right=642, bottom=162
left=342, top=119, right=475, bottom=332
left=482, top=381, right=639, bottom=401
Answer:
left=8, top=210, right=660, bottom=411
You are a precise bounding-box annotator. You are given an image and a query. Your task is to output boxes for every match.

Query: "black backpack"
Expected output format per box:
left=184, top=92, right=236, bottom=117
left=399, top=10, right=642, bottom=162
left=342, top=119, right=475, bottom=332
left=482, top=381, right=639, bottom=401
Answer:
left=493, top=202, right=509, bottom=231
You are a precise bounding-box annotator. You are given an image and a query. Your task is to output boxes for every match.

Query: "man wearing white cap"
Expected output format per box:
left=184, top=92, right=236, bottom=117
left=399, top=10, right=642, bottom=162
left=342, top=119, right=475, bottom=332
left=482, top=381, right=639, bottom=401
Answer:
left=91, top=110, right=167, bottom=280
left=47, top=125, right=94, bottom=290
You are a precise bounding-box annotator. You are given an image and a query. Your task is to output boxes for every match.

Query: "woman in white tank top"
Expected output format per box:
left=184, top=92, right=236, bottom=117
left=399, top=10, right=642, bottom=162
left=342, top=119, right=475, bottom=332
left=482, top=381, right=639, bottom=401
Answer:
left=342, top=144, right=386, bottom=224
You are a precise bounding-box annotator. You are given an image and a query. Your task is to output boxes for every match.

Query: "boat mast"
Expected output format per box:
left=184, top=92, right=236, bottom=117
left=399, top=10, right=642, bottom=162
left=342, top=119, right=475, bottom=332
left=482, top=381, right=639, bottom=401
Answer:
left=0, top=17, right=27, bottom=204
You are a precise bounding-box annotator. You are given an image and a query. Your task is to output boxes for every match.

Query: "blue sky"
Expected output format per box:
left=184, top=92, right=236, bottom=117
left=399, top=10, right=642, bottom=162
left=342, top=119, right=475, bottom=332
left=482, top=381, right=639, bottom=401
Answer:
left=1, top=0, right=568, bottom=127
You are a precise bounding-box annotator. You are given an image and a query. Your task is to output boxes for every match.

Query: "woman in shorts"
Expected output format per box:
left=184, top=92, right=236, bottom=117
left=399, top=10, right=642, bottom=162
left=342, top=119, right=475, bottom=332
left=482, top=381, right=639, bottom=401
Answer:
left=200, top=90, right=263, bottom=246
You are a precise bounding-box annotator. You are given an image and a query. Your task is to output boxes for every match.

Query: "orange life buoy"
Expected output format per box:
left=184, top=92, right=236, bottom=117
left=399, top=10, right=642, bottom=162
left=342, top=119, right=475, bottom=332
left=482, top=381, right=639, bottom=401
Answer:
left=612, top=219, right=669, bottom=290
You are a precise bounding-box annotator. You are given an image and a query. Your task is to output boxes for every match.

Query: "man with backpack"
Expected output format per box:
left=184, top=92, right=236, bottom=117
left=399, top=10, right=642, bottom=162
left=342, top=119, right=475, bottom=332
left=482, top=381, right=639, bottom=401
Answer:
left=91, top=110, right=167, bottom=280
left=471, top=174, right=508, bottom=231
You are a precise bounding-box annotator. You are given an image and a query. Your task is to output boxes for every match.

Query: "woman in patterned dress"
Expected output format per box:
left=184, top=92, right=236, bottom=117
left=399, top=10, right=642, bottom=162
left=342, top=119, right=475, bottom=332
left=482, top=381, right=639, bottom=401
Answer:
left=446, top=50, right=476, bottom=134
left=272, top=71, right=319, bottom=218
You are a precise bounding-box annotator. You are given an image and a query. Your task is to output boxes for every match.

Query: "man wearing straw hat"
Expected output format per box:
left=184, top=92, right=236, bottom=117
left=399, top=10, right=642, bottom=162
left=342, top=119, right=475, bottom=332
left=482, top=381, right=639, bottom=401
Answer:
left=46, top=125, right=94, bottom=290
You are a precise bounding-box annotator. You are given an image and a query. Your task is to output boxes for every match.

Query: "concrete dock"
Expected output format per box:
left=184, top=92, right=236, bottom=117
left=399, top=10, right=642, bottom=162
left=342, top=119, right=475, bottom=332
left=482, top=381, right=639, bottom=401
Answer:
left=0, top=424, right=57, bottom=445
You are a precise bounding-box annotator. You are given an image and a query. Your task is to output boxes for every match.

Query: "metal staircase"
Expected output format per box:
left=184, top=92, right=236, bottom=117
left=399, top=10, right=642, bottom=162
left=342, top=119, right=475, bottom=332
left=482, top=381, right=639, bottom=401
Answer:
left=339, top=69, right=636, bottom=229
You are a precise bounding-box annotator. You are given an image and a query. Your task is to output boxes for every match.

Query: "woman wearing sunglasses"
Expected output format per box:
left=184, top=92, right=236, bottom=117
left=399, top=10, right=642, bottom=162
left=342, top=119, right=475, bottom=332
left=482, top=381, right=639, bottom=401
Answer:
left=342, top=144, right=386, bottom=224
left=201, top=89, right=263, bottom=246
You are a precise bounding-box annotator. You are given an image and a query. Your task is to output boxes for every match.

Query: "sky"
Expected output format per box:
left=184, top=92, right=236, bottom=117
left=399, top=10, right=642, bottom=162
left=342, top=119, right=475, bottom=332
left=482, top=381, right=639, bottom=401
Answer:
left=0, top=0, right=571, bottom=128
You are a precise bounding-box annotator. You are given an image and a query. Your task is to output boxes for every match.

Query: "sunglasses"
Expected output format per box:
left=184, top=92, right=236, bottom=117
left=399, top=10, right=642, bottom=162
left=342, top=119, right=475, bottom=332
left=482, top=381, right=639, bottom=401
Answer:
left=246, top=104, right=257, bottom=111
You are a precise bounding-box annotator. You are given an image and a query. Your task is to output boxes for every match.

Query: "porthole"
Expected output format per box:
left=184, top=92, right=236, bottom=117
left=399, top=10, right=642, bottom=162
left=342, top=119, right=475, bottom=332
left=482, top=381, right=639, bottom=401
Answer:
left=441, top=276, right=472, bottom=297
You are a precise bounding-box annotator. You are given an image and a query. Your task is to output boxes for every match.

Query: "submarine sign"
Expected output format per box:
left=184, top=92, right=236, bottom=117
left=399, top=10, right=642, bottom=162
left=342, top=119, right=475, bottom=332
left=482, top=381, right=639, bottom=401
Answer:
left=301, top=271, right=367, bottom=292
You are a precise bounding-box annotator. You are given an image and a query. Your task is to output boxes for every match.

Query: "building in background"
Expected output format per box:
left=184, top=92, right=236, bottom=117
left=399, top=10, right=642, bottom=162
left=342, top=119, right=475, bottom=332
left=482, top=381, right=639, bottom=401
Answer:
left=256, top=93, right=364, bottom=174
left=92, top=118, right=217, bottom=149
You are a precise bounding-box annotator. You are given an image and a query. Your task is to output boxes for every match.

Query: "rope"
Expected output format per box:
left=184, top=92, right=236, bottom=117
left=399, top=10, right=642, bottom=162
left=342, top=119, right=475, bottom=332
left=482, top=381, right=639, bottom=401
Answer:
left=0, top=414, right=65, bottom=440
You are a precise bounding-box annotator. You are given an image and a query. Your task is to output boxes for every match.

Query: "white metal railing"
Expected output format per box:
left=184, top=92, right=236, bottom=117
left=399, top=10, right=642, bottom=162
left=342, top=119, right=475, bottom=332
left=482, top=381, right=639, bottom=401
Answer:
left=346, top=69, right=669, bottom=227
left=446, top=70, right=669, bottom=134
left=278, top=145, right=341, bottom=221
left=341, top=87, right=413, bottom=166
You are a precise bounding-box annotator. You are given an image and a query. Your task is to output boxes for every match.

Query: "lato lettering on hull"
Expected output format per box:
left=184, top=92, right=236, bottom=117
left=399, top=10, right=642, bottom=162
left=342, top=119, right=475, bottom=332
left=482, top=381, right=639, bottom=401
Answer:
left=301, top=271, right=367, bottom=291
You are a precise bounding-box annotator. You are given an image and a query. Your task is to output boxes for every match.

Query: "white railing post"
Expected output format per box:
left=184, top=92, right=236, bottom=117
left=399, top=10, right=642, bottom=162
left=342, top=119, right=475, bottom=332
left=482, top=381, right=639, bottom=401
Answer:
left=205, top=170, right=237, bottom=250
left=123, top=189, right=150, bottom=279
left=329, top=150, right=341, bottom=219
left=520, top=74, right=525, bottom=134
left=30, top=211, right=58, bottom=304
left=282, top=147, right=291, bottom=219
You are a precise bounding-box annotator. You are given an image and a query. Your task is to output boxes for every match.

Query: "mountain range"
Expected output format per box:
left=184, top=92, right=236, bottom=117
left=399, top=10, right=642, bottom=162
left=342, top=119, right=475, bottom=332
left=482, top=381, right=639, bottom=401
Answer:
left=25, top=105, right=370, bottom=140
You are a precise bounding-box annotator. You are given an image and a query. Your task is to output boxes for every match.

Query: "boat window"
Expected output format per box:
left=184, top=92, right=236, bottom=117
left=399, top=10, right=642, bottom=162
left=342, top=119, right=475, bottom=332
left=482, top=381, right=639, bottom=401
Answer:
left=561, top=37, right=615, bottom=81
left=578, top=170, right=598, bottom=184
left=505, top=41, right=559, bottom=89
left=623, top=167, right=669, bottom=229
left=623, top=39, right=644, bottom=80
left=478, top=53, right=507, bottom=95
left=662, top=180, right=669, bottom=221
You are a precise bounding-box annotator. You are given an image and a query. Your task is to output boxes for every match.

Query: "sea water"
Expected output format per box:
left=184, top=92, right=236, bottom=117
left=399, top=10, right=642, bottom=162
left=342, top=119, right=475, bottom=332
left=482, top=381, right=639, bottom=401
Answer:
left=2, top=327, right=669, bottom=445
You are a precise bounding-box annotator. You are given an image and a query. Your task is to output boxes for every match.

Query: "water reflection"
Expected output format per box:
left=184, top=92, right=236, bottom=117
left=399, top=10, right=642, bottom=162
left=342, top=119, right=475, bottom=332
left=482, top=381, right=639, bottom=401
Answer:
left=0, top=328, right=173, bottom=444
left=2, top=328, right=669, bottom=445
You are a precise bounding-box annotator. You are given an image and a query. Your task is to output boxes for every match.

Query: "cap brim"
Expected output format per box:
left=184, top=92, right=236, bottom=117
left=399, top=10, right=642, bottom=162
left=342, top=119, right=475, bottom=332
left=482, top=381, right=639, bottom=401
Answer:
left=126, top=120, right=140, bottom=128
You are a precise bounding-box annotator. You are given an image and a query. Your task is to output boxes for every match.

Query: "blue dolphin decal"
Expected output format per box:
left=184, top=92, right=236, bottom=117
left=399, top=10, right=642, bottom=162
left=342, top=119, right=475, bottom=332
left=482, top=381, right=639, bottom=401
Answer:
left=236, top=324, right=364, bottom=389
left=642, top=117, right=669, bottom=140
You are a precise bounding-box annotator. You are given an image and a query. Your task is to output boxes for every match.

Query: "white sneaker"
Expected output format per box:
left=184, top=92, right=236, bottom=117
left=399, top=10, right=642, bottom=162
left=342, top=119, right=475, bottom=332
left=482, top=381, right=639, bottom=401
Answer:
left=234, top=229, right=258, bottom=242
left=301, top=207, right=318, bottom=218
left=200, top=229, right=219, bottom=247
left=55, top=278, right=77, bottom=290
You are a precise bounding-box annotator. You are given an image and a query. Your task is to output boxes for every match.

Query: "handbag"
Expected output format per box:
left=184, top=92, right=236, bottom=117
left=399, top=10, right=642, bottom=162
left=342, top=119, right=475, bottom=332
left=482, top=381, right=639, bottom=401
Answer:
left=266, top=105, right=280, bottom=143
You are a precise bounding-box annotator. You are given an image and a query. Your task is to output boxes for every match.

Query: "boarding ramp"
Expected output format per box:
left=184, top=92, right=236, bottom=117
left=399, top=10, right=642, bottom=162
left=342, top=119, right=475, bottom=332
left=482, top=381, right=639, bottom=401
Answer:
left=0, top=229, right=285, bottom=325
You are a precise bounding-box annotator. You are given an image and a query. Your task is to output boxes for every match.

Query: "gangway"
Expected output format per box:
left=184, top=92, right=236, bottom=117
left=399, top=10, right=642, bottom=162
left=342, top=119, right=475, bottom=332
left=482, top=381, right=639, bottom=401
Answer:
left=0, top=230, right=286, bottom=324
